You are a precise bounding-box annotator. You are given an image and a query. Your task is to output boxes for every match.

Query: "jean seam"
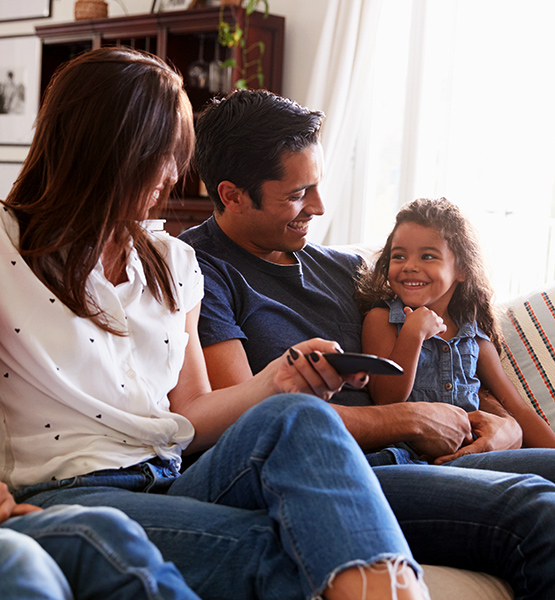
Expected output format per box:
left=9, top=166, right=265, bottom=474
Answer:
left=212, top=465, right=253, bottom=504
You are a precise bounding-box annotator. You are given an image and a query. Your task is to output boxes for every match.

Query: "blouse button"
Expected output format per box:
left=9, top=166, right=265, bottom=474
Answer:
left=442, top=345, right=449, bottom=353
left=445, top=382, right=453, bottom=391
left=127, top=369, right=136, bottom=379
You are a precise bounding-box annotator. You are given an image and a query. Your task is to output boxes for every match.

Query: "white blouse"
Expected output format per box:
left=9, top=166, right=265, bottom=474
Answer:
left=0, top=207, right=203, bottom=490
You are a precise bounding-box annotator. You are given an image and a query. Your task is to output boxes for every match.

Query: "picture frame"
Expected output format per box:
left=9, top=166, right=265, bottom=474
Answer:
left=0, top=162, right=23, bottom=200
left=0, top=36, right=41, bottom=145
left=0, top=0, right=51, bottom=22
left=151, top=0, right=197, bottom=13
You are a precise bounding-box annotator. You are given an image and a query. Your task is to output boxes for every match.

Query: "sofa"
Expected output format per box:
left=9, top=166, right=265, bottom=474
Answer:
left=348, top=244, right=555, bottom=599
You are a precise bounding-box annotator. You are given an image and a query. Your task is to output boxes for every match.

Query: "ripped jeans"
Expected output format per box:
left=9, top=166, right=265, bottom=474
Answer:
left=14, top=394, right=417, bottom=600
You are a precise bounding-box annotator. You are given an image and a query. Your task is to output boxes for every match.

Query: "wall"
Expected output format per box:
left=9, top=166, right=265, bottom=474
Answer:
left=0, top=0, right=328, bottom=173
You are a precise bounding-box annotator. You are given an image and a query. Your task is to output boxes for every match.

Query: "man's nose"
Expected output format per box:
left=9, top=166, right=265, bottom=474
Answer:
left=305, top=188, right=325, bottom=216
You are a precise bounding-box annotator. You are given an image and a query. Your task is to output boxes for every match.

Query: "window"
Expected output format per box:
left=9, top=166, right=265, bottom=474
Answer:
left=360, top=0, right=555, bottom=300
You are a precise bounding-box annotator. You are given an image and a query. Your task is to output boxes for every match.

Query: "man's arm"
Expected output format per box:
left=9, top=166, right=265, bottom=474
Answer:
left=333, top=402, right=473, bottom=457
left=203, top=339, right=254, bottom=389
left=203, top=339, right=475, bottom=456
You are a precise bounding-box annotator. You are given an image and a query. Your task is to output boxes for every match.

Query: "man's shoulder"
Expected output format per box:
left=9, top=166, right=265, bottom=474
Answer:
left=178, top=218, right=213, bottom=250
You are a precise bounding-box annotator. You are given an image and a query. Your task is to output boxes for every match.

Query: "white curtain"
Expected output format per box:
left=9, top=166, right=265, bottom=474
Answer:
left=305, top=0, right=383, bottom=245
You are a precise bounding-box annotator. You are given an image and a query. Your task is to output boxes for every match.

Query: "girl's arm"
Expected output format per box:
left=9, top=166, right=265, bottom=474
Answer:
left=362, top=306, right=445, bottom=404
left=476, top=338, right=555, bottom=448
left=168, top=302, right=369, bottom=453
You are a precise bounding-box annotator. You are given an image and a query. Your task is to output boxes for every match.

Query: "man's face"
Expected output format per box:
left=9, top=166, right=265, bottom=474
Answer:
left=239, top=143, right=325, bottom=263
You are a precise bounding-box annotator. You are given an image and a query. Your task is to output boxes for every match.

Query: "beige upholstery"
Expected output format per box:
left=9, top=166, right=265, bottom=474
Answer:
left=423, top=566, right=513, bottom=599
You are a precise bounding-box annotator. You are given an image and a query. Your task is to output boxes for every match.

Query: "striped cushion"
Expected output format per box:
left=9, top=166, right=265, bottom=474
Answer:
left=499, top=287, right=555, bottom=429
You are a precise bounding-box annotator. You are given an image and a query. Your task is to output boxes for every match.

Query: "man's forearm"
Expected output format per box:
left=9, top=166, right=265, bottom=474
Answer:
left=331, top=401, right=474, bottom=458
left=331, top=403, right=415, bottom=452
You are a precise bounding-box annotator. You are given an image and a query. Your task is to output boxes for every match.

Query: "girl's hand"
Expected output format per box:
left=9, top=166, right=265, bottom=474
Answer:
left=403, top=306, right=447, bottom=341
left=271, top=338, right=369, bottom=402
left=0, top=482, right=42, bottom=524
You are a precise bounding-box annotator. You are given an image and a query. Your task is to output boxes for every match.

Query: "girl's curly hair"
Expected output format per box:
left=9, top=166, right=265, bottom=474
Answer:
left=354, top=197, right=502, bottom=352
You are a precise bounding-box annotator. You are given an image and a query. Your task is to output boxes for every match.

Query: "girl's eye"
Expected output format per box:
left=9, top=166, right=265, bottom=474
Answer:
left=391, top=253, right=405, bottom=261
left=422, top=253, right=437, bottom=260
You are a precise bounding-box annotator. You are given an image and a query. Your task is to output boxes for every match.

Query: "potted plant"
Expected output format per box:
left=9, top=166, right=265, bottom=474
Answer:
left=218, top=0, right=270, bottom=89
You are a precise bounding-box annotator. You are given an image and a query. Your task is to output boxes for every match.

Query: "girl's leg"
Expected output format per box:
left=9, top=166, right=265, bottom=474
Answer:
left=170, top=394, right=425, bottom=599
left=0, top=528, right=73, bottom=600
left=3, top=504, right=200, bottom=600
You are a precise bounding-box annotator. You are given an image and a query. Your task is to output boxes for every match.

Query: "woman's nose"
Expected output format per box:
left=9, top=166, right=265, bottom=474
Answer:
left=166, top=157, right=178, bottom=185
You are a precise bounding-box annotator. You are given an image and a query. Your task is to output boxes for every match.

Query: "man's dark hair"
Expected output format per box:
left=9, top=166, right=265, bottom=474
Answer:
left=194, top=89, right=324, bottom=211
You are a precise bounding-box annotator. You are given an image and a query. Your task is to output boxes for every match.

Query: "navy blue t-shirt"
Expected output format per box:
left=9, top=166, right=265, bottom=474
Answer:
left=180, top=216, right=370, bottom=406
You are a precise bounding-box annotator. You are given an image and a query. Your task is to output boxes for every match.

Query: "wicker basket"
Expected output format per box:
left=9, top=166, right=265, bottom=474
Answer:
left=74, top=0, right=108, bottom=20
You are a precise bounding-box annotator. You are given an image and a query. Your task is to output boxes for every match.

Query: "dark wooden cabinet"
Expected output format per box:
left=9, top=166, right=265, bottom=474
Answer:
left=35, top=7, right=285, bottom=236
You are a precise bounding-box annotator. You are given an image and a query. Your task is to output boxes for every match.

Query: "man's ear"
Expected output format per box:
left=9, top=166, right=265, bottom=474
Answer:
left=218, top=181, right=248, bottom=214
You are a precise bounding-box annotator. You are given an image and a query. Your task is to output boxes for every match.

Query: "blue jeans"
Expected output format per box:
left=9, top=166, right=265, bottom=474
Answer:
left=14, top=394, right=418, bottom=600
left=1, top=504, right=200, bottom=600
left=0, top=527, right=72, bottom=600
left=15, top=395, right=555, bottom=600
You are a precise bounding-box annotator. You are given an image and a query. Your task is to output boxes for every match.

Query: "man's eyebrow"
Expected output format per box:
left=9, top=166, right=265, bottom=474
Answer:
left=286, top=182, right=316, bottom=194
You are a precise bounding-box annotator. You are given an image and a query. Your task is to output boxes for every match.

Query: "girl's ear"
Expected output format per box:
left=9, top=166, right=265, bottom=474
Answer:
left=217, top=181, right=250, bottom=214
left=456, top=268, right=467, bottom=283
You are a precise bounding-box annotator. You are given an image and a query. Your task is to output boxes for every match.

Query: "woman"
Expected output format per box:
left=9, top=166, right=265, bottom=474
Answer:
left=0, top=47, right=428, bottom=600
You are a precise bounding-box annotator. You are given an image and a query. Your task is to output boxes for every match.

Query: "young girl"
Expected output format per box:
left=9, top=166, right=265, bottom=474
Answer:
left=357, top=197, right=555, bottom=448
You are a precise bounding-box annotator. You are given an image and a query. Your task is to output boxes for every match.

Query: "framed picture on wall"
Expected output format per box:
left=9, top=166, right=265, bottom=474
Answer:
left=0, top=162, right=23, bottom=200
left=0, top=36, right=41, bottom=145
left=0, top=0, right=51, bottom=22
left=151, top=0, right=197, bottom=13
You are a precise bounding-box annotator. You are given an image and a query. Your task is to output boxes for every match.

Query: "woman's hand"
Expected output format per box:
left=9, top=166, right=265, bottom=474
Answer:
left=270, top=338, right=369, bottom=401
left=0, top=482, right=42, bottom=524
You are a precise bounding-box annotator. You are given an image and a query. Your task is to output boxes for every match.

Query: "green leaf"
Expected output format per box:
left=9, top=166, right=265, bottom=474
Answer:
left=235, top=79, right=247, bottom=89
left=220, top=58, right=236, bottom=68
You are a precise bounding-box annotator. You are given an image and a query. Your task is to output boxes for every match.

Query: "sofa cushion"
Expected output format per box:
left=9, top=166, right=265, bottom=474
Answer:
left=498, top=285, right=555, bottom=430
left=423, top=565, right=513, bottom=599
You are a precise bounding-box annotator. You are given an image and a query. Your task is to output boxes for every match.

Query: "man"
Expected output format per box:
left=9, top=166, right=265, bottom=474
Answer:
left=180, top=89, right=523, bottom=464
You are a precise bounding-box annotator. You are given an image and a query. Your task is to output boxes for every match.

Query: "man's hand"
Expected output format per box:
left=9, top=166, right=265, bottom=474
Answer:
left=404, top=402, right=472, bottom=460
left=402, top=402, right=474, bottom=459
left=0, top=482, right=41, bottom=524
left=433, top=409, right=523, bottom=464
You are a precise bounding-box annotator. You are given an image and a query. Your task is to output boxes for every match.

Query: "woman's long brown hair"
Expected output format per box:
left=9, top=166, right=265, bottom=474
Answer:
left=355, top=198, right=502, bottom=353
left=4, top=47, right=194, bottom=333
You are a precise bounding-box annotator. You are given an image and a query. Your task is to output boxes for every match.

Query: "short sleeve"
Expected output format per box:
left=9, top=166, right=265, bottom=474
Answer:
left=152, top=233, right=204, bottom=313
left=195, top=254, right=248, bottom=347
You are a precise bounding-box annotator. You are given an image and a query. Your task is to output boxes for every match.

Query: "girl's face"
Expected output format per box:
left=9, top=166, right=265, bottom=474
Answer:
left=388, top=222, right=465, bottom=317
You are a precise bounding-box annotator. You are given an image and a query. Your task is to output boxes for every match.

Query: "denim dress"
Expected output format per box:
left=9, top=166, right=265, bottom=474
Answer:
left=387, top=297, right=489, bottom=412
